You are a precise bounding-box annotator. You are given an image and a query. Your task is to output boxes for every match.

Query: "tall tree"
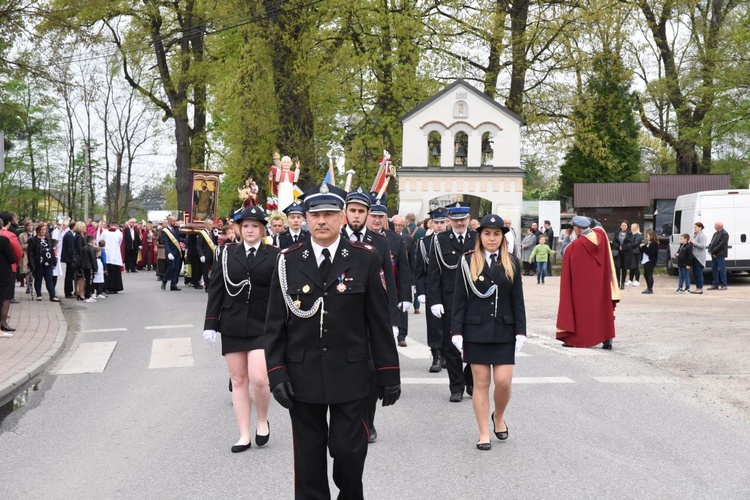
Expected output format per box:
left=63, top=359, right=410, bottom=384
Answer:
left=559, top=49, right=641, bottom=198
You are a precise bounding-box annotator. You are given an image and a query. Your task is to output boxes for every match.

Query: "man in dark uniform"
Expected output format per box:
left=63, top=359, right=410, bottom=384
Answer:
left=278, top=202, right=310, bottom=249
left=427, top=202, right=476, bottom=402
left=415, top=208, right=448, bottom=372
left=367, top=199, right=412, bottom=346
left=265, top=182, right=400, bottom=500
left=186, top=231, right=202, bottom=288
left=340, top=187, right=399, bottom=443
left=160, top=215, right=183, bottom=291
left=196, top=218, right=217, bottom=292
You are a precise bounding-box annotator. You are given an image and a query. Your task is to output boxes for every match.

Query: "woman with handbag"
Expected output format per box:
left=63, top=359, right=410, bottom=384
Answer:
left=28, top=223, right=60, bottom=302
left=628, top=223, right=643, bottom=286
left=640, top=230, right=660, bottom=294
left=611, top=221, right=632, bottom=290
left=451, top=215, right=527, bottom=450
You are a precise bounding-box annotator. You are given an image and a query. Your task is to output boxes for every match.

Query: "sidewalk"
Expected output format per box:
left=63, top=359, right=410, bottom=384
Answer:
left=0, top=290, right=68, bottom=405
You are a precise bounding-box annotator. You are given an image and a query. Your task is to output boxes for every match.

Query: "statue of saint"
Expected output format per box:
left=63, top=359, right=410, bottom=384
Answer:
left=238, top=178, right=259, bottom=207
left=268, top=151, right=281, bottom=196
left=275, top=156, right=300, bottom=212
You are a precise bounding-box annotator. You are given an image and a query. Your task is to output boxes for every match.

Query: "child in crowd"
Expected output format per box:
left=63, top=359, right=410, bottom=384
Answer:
left=529, top=235, right=555, bottom=284
left=94, top=240, right=107, bottom=299
left=675, top=233, right=692, bottom=293
left=81, top=235, right=98, bottom=302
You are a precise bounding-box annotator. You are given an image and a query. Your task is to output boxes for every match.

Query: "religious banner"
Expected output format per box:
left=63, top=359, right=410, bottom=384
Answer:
left=189, top=170, right=223, bottom=223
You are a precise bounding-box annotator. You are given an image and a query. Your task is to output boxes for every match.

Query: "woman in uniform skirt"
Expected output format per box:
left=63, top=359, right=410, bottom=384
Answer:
left=203, top=206, right=280, bottom=452
left=451, top=214, right=527, bottom=450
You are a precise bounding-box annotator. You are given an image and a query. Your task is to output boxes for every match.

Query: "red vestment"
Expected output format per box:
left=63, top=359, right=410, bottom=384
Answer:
left=556, top=227, right=620, bottom=347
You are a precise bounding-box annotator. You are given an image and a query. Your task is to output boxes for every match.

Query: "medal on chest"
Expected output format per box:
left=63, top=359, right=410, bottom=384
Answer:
left=336, top=273, right=347, bottom=293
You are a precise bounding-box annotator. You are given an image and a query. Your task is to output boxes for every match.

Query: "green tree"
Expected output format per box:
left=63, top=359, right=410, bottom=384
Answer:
left=559, top=49, right=641, bottom=198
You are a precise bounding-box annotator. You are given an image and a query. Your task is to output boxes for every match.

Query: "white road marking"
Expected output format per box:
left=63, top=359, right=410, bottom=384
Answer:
left=396, top=338, right=432, bottom=359
left=401, top=376, right=575, bottom=384
left=526, top=337, right=606, bottom=356
left=56, top=342, right=118, bottom=374
left=593, top=376, right=677, bottom=384
left=148, top=337, right=194, bottom=369
left=80, top=328, right=128, bottom=333
left=144, top=324, right=194, bottom=330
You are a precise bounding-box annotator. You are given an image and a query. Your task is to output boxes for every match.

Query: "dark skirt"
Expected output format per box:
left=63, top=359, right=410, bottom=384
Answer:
left=1, top=283, right=13, bottom=301
left=463, top=340, right=515, bottom=365
left=105, top=264, right=124, bottom=292
left=221, top=334, right=265, bottom=356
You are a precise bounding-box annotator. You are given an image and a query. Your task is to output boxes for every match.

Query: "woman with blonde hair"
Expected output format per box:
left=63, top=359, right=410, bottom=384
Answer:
left=451, top=214, right=527, bottom=450
left=628, top=222, right=643, bottom=286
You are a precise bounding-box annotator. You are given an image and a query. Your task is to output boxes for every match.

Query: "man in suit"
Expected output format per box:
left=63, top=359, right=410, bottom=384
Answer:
left=123, top=218, right=142, bottom=273
left=268, top=216, right=285, bottom=247
left=265, top=182, right=400, bottom=500
left=708, top=221, right=730, bottom=290
left=415, top=208, right=448, bottom=372
left=427, top=202, right=476, bottom=402
left=196, top=218, right=217, bottom=292
left=279, top=202, right=310, bottom=249
left=341, top=187, right=399, bottom=443
left=60, top=221, right=76, bottom=298
left=160, top=216, right=183, bottom=291
left=367, top=203, right=412, bottom=347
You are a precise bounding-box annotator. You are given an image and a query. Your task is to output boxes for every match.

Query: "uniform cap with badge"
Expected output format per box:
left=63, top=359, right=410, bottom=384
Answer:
left=368, top=193, right=388, bottom=216
left=236, top=205, right=267, bottom=223
left=476, top=214, right=509, bottom=234
left=428, top=207, right=448, bottom=222
left=447, top=201, right=471, bottom=219
left=283, top=202, right=305, bottom=216
left=301, top=182, right=347, bottom=212
left=345, top=186, right=371, bottom=208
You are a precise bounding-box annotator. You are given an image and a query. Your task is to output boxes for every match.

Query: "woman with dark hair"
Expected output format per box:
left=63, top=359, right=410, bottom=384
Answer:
left=451, top=214, right=526, bottom=450
left=18, top=221, right=34, bottom=292
left=689, top=222, right=707, bottom=294
left=640, top=230, right=660, bottom=294
left=28, top=223, right=60, bottom=302
left=611, top=221, right=632, bottom=290
left=628, top=223, right=643, bottom=286
left=72, top=221, right=87, bottom=299
left=1, top=234, right=18, bottom=334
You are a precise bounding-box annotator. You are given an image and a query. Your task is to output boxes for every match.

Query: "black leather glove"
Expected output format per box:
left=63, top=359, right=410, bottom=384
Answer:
left=378, top=384, right=401, bottom=407
left=271, top=382, right=296, bottom=409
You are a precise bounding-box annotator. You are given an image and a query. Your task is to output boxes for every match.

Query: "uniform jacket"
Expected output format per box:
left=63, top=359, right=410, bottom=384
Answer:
left=414, top=233, right=435, bottom=298
left=382, top=229, right=413, bottom=303
left=451, top=252, right=526, bottom=343
left=279, top=229, right=310, bottom=250
left=341, top=228, right=399, bottom=327
left=264, top=239, right=400, bottom=405
left=427, top=229, right=477, bottom=310
left=196, top=228, right=217, bottom=264
left=204, top=242, right=279, bottom=338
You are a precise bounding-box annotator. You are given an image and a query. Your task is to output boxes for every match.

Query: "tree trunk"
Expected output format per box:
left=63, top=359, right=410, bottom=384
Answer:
left=175, top=114, right=193, bottom=216
left=506, top=0, right=530, bottom=115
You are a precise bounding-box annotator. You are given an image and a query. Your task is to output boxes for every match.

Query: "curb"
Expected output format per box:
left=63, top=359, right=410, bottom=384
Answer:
left=0, top=304, right=69, bottom=406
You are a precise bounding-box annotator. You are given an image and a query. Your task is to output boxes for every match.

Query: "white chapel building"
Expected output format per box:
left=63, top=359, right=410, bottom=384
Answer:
left=397, top=80, right=525, bottom=226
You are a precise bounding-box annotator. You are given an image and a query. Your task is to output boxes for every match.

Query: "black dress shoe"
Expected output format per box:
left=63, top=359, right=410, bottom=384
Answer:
left=255, top=421, right=270, bottom=447
left=440, top=357, right=447, bottom=369
left=228, top=378, right=233, bottom=392
left=449, top=392, right=463, bottom=403
left=429, top=357, right=442, bottom=373
left=476, top=442, right=491, bottom=451
left=1, top=325, right=16, bottom=332
left=368, top=427, right=377, bottom=443
left=170, top=286, right=181, bottom=291
left=466, top=385, right=473, bottom=397
left=10, top=299, right=19, bottom=304
left=492, top=412, right=508, bottom=440
left=397, top=339, right=407, bottom=347
left=231, top=441, right=251, bottom=453
left=602, top=340, right=613, bottom=350
left=161, top=282, right=166, bottom=290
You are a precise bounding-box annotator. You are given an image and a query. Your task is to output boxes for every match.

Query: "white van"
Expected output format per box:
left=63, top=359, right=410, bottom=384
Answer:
left=668, top=189, right=750, bottom=274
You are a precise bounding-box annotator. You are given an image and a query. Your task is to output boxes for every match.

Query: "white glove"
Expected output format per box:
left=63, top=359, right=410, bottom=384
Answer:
left=430, top=304, right=444, bottom=318
left=167, top=253, right=175, bottom=261
left=392, top=326, right=399, bottom=340
left=417, top=294, right=426, bottom=304
left=203, top=329, right=217, bottom=347
left=399, top=301, right=412, bottom=313
left=138, top=246, right=142, bottom=250
left=200, top=256, right=206, bottom=263
left=515, top=335, right=526, bottom=353
left=452, top=334, right=463, bottom=353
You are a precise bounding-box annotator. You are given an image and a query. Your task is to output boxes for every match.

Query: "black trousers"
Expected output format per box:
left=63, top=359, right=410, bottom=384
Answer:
left=83, top=269, right=94, bottom=299
left=643, top=261, right=656, bottom=290
left=202, top=258, right=212, bottom=290
left=124, top=248, right=139, bottom=272
left=425, top=301, right=443, bottom=350
left=397, top=309, right=408, bottom=340
left=441, top=312, right=466, bottom=395
left=64, top=263, right=75, bottom=296
left=189, top=253, right=202, bottom=286
left=290, top=399, right=369, bottom=500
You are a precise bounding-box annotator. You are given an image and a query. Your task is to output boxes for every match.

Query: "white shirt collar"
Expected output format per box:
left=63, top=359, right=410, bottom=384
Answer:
left=484, top=249, right=498, bottom=266
left=453, top=229, right=467, bottom=239
left=345, top=226, right=367, bottom=240
left=311, top=236, right=341, bottom=265
left=243, top=241, right=260, bottom=254
left=289, top=229, right=301, bottom=237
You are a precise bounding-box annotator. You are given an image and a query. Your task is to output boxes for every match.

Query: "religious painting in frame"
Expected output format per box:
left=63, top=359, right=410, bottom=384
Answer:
left=189, top=170, right=222, bottom=223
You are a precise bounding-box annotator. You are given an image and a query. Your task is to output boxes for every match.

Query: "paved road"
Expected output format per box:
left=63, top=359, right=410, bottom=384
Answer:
left=1, top=272, right=749, bottom=499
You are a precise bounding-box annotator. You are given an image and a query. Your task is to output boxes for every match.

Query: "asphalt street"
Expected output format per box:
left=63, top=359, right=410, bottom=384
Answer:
left=1, top=271, right=749, bottom=499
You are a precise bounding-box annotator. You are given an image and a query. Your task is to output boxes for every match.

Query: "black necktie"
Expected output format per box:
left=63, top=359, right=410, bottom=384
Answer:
left=490, top=253, right=497, bottom=266
left=319, top=248, right=331, bottom=280
left=273, top=234, right=278, bottom=246
left=458, top=234, right=464, bottom=248
left=293, top=234, right=298, bottom=243
left=353, top=231, right=362, bottom=242
left=246, top=247, right=256, bottom=265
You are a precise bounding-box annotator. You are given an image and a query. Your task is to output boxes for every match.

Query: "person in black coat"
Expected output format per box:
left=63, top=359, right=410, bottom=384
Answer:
left=1, top=234, right=17, bottom=334
left=640, top=230, right=660, bottom=294
left=451, top=215, right=526, bottom=450
left=61, top=221, right=76, bottom=297
left=79, top=235, right=98, bottom=301
left=195, top=218, right=217, bottom=293
left=415, top=208, right=448, bottom=372
left=278, top=202, right=310, bottom=249
left=428, top=202, right=477, bottom=402
left=708, top=221, right=730, bottom=289
left=203, top=205, right=280, bottom=453
left=265, top=182, right=400, bottom=500
left=611, top=221, right=633, bottom=290
left=160, top=216, right=184, bottom=291
left=28, top=222, right=60, bottom=302
left=123, top=219, right=142, bottom=273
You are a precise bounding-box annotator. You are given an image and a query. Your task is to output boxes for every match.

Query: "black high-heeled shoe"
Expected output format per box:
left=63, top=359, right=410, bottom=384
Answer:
left=255, top=421, right=270, bottom=447
left=1, top=324, right=16, bottom=332
left=491, top=412, right=508, bottom=440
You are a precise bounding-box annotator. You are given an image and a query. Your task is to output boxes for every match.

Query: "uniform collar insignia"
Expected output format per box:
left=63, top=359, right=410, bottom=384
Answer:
left=342, top=248, right=349, bottom=259
left=449, top=233, right=454, bottom=239
left=302, top=249, right=310, bottom=260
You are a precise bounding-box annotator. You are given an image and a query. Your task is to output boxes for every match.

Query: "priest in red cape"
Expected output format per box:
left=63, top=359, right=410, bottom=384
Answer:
left=556, top=216, right=620, bottom=349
